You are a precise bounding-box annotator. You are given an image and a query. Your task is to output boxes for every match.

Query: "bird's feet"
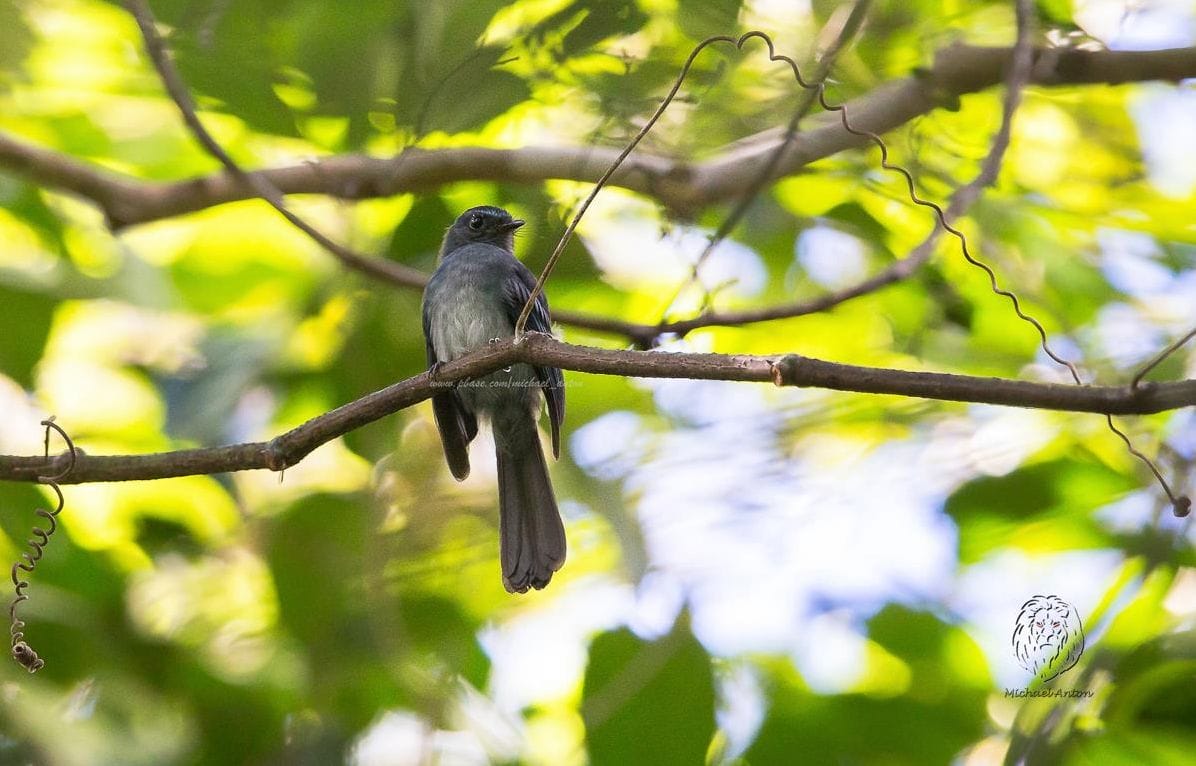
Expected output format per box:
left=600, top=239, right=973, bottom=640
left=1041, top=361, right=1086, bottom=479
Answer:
left=489, top=337, right=513, bottom=372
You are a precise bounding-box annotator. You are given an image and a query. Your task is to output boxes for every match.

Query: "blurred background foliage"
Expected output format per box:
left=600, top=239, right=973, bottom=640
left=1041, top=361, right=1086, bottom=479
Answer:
left=0, top=0, right=1194, bottom=763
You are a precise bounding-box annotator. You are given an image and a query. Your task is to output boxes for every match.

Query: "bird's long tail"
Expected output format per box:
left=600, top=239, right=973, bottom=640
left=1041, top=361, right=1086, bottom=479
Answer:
left=495, top=424, right=565, bottom=593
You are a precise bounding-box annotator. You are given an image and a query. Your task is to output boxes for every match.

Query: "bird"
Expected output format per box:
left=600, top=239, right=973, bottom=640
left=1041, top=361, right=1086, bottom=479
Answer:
left=421, top=205, right=566, bottom=593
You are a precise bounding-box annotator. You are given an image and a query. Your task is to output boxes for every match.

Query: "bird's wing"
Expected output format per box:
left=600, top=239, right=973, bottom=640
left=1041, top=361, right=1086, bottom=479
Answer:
left=423, top=298, right=477, bottom=480
left=503, top=262, right=565, bottom=458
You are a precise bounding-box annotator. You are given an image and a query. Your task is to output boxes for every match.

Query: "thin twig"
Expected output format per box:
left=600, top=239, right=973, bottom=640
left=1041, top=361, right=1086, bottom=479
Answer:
left=1104, top=415, right=1190, bottom=516
left=1132, top=326, right=1196, bottom=388
left=655, top=0, right=872, bottom=326
left=515, top=23, right=1043, bottom=352
left=961, top=0, right=1189, bottom=515
left=650, top=0, right=1020, bottom=344
left=512, top=34, right=738, bottom=338
left=1113, top=321, right=1196, bottom=517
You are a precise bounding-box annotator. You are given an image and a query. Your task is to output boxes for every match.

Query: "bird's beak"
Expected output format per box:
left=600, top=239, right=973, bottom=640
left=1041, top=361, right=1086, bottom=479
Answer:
left=499, top=219, right=526, bottom=232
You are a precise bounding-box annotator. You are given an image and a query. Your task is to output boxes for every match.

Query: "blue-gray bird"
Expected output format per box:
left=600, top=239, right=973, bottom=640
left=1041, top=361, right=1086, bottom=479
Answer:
left=422, top=206, right=566, bottom=592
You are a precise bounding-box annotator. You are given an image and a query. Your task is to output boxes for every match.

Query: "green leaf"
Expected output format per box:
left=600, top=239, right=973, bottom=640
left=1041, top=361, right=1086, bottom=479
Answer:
left=530, top=0, right=649, bottom=57
left=0, top=284, right=55, bottom=388
left=386, top=195, right=452, bottom=269
left=399, top=48, right=529, bottom=136
left=945, top=459, right=1133, bottom=563
left=397, top=594, right=491, bottom=690
left=151, top=0, right=299, bottom=137
left=0, top=0, right=33, bottom=77
left=676, top=0, right=740, bottom=40
left=265, top=493, right=414, bottom=732
left=1063, top=727, right=1196, bottom=766
left=748, top=607, right=989, bottom=765
left=1037, top=0, right=1075, bottom=26
left=582, top=622, right=715, bottom=766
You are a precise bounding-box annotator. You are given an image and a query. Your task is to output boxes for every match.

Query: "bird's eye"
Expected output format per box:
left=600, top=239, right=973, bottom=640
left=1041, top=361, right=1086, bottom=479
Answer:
left=468, top=215, right=483, bottom=231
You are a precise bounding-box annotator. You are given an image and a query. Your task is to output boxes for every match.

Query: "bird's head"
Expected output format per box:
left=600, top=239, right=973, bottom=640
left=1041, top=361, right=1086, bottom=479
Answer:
left=442, top=205, right=525, bottom=254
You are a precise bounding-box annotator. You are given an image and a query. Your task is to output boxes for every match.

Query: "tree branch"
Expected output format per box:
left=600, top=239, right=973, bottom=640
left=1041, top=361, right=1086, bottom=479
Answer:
left=1, top=334, right=1192, bottom=485
left=688, top=44, right=1196, bottom=205
left=0, top=132, right=148, bottom=228
left=2, top=46, right=1192, bottom=226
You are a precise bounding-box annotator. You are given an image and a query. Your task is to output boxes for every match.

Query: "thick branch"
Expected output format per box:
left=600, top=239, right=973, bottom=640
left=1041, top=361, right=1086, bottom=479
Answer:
left=0, top=334, right=1192, bottom=485
left=1, top=45, right=1192, bottom=227
left=0, top=133, right=146, bottom=227
left=691, top=44, right=1196, bottom=205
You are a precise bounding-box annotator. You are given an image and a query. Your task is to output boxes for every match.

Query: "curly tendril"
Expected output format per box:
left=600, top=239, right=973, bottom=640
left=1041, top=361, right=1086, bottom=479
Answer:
left=9, top=418, right=76, bottom=672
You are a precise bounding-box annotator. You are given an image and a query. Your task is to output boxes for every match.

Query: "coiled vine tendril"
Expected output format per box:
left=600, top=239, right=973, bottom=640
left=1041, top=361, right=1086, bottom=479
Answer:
left=9, top=418, right=76, bottom=673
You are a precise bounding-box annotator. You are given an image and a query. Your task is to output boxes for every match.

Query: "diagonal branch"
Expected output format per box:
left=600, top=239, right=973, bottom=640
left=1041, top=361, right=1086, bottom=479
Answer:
left=1133, top=325, right=1196, bottom=388
left=0, top=334, right=1193, bottom=485
left=637, top=2, right=1031, bottom=345
left=656, top=0, right=872, bottom=330
left=121, top=0, right=428, bottom=289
